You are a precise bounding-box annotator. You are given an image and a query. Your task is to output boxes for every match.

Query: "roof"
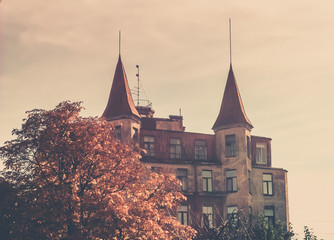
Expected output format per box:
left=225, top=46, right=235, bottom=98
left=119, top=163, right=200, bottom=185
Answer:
left=212, top=65, right=253, bottom=131
left=102, top=55, right=141, bottom=121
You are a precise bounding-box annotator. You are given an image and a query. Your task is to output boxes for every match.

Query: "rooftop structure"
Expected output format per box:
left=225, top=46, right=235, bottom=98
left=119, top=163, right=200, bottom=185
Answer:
left=102, top=45, right=289, bottom=230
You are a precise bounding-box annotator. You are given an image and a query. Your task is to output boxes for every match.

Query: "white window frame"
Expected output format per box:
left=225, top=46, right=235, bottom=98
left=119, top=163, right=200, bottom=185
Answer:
left=178, top=205, right=189, bottom=225
left=256, top=143, right=267, bottom=164
left=202, top=170, right=213, bottom=192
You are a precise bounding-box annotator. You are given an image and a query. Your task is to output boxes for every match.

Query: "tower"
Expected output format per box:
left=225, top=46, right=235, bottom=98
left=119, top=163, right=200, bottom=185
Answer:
left=102, top=54, right=141, bottom=143
left=212, top=19, right=254, bottom=216
left=213, top=64, right=254, bottom=216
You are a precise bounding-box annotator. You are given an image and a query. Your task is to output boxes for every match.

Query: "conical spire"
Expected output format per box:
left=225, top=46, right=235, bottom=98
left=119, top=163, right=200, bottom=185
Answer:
left=102, top=55, right=141, bottom=121
left=212, top=64, right=253, bottom=131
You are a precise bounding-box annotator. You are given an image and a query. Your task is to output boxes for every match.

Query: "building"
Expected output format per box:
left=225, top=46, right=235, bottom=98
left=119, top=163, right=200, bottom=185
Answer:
left=102, top=53, right=289, bottom=229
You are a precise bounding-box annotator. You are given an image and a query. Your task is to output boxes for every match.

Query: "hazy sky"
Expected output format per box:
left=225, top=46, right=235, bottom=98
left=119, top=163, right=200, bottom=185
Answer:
left=1, top=0, right=334, bottom=238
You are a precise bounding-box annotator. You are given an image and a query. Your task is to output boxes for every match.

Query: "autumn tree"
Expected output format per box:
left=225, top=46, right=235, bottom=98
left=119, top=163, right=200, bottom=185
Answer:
left=194, top=210, right=294, bottom=240
left=0, top=101, right=196, bottom=240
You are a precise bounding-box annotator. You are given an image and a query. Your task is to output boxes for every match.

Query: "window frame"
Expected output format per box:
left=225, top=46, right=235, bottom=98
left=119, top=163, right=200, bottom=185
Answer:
left=248, top=170, right=252, bottom=194
left=226, top=169, right=237, bottom=192
left=178, top=205, right=189, bottom=225
left=227, top=206, right=238, bottom=224
left=256, top=142, right=267, bottom=164
left=177, top=168, right=188, bottom=191
left=143, top=136, right=156, bottom=157
left=195, top=140, right=208, bottom=161
left=264, top=206, right=275, bottom=226
left=263, top=173, right=273, bottom=196
left=170, top=138, right=182, bottom=159
left=132, top=127, right=138, bottom=141
left=203, top=203, right=214, bottom=228
left=114, top=126, right=121, bottom=140
left=225, top=134, right=237, bottom=157
left=247, top=136, right=251, bottom=159
left=202, top=170, right=213, bottom=192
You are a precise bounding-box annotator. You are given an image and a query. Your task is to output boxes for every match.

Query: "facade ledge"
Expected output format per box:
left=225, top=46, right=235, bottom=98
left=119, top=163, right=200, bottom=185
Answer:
left=252, top=165, right=288, bottom=172
left=141, top=156, right=221, bottom=165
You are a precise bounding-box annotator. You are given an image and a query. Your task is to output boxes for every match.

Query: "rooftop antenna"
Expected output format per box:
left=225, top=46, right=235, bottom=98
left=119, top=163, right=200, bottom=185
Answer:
left=229, top=18, right=232, bottom=65
left=131, top=65, right=152, bottom=108
left=136, top=65, right=140, bottom=106
left=119, top=30, right=121, bottom=55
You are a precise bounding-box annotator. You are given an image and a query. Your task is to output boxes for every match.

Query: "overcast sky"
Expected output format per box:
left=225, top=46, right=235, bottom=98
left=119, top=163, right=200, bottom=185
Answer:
left=1, top=0, right=334, bottom=238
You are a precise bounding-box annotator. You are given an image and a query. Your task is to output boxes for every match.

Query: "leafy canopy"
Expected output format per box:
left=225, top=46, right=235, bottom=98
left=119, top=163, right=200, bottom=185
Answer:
left=0, top=101, right=195, bottom=240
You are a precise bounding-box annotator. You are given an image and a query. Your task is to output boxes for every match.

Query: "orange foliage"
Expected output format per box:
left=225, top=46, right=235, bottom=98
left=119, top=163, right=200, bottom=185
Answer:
left=0, top=101, right=196, bottom=239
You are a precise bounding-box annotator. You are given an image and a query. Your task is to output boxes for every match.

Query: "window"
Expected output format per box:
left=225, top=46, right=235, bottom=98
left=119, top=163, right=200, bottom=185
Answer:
left=195, top=140, right=207, bottom=160
left=226, top=170, right=237, bottom=192
left=264, top=206, right=275, bottom=226
left=256, top=143, right=267, bottom=164
left=202, top=170, right=213, bottom=192
left=115, top=126, right=121, bottom=140
left=203, top=204, right=214, bottom=228
left=247, top=136, right=251, bottom=158
left=170, top=138, right=182, bottom=159
left=225, top=135, right=236, bottom=157
left=248, top=170, right=252, bottom=194
left=227, top=206, right=238, bottom=224
left=263, top=173, right=273, bottom=196
left=249, top=206, right=253, bottom=222
left=178, top=205, right=189, bottom=225
left=132, top=127, right=138, bottom=141
left=151, top=166, right=162, bottom=173
left=177, top=169, right=188, bottom=191
left=144, top=136, right=155, bottom=156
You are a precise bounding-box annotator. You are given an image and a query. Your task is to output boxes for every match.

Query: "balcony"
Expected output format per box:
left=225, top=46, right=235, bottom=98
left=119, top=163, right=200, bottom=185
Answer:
left=141, top=154, right=221, bottom=165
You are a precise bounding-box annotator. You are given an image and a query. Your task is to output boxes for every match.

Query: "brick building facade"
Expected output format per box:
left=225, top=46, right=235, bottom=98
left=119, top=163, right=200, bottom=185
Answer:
left=101, top=53, right=289, bottom=229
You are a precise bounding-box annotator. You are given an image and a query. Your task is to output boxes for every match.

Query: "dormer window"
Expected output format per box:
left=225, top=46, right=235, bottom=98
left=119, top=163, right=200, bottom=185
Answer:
left=256, top=143, right=267, bottom=164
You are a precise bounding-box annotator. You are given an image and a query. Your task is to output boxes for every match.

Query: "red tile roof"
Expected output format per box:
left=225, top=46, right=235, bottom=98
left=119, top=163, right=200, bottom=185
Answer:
left=212, top=65, right=253, bottom=131
left=102, top=55, right=141, bottom=121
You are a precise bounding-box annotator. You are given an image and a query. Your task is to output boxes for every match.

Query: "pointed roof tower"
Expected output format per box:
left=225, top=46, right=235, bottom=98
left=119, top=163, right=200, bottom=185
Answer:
left=102, top=52, right=140, bottom=121
left=212, top=64, right=253, bottom=131
left=212, top=19, right=253, bottom=131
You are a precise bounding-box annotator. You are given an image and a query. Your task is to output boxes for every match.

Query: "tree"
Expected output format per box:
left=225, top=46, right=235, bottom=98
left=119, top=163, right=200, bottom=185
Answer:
left=194, top=210, right=294, bottom=240
left=0, top=101, right=196, bottom=240
left=303, top=226, right=321, bottom=240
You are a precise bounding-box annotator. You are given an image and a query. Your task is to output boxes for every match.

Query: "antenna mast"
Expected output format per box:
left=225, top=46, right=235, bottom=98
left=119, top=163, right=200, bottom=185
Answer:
left=131, top=65, right=152, bottom=108
left=136, top=65, right=140, bottom=106
left=229, top=18, right=232, bottom=65
left=119, top=30, right=121, bottom=55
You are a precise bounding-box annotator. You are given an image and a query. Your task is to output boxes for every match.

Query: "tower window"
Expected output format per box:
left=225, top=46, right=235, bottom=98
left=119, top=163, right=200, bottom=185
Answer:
left=256, top=143, right=267, bottom=164
left=248, top=170, right=252, bottom=194
left=226, top=170, right=237, bottom=192
left=195, top=140, right=208, bottom=160
left=114, top=126, right=121, bottom=140
left=178, top=205, right=189, bottom=225
left=132, top=127, right=138, bottom=141
left=177, top=168, right=188, bottom=191
left=170, top=138, right=182, bottom=159
left=263, top=173, right=273, bottom=196
left=144, top=136, right=155, bottom=156
left=247, top=136, right=251, bottom=159
left=202, top=170, right=213, bottom=192
left=225, top=134, right=236, bottom=157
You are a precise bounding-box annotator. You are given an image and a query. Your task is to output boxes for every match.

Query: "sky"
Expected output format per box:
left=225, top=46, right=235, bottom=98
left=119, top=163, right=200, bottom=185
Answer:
left=1, top=0, right=334, bottom=239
